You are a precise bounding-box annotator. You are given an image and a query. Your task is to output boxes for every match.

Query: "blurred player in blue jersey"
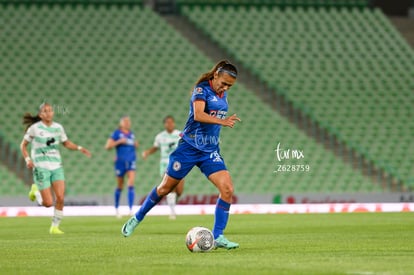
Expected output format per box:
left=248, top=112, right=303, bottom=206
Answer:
left=122, top=60, right=241, bottom=249
left=142, top=115, right=184, bottom=220
left=105, top=116, right=139, bottom=218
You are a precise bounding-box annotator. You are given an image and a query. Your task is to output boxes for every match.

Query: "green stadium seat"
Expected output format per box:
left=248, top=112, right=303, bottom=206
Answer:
left=0, top=166, right=27, bottom=195
left=181, top=5, right=414, bottom=190
left=0, top=2, right=386, bottom=196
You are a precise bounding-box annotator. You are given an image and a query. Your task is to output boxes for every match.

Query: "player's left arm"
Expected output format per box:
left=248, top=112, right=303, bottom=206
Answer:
left=62, top=140, right=92, bottom=157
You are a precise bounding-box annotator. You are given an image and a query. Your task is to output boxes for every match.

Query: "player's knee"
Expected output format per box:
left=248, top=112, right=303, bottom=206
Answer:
left=157, top=177, right=180, bottom=196
left=157, top=185, right=172, bottom=196
left=220, top=183, right=234, bottom=199
left=229, top=184, right=234, bottom=195
left=55, top=195, right=64, bottom=205
left=43, top=200, right=53, bottom=208
left=227, top=185, right=234, bottom=196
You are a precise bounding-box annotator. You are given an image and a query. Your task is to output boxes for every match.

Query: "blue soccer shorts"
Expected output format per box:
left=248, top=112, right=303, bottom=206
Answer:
left=115, top=160, right=136, bottom=177
left=166, top=140, right=227, bottom=180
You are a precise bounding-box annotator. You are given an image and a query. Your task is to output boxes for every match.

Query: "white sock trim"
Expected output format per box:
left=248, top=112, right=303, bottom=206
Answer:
left=167, top=192, right=177, bottom=216
left=35, top=191, right=43, bottom=205
left=52, top=209, right=63, bottom=227
left=166, top=192, right=177, bottom=206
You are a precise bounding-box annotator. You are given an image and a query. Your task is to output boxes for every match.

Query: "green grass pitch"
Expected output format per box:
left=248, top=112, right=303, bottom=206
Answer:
left=1, top=213, right=413, bottom=275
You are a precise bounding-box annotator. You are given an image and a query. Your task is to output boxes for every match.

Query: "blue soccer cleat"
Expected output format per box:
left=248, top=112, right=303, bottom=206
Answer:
left=121, top=216, right=140, bottom=237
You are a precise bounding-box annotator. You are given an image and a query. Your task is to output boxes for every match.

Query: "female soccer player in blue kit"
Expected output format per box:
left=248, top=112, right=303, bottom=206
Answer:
left=122, top=60, right=241, bottom=249
left=105, top=116, right=138, bottom=217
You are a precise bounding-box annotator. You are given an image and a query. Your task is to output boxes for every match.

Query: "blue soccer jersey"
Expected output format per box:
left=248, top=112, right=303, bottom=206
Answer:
left=182, top=80, right=228, bottom=153
left=111, top=129, right=136, bottom=162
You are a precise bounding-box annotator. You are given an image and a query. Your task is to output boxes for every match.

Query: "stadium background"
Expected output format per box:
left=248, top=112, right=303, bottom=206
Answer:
left=1, top=0, right=414, bottom=207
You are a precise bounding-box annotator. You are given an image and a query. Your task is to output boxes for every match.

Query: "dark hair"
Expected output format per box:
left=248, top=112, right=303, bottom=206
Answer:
left=23, top=102, right=50, bottom=132
left=195, top=60, right=238, bottom=85
left=163, top=115, right=175, bottom=123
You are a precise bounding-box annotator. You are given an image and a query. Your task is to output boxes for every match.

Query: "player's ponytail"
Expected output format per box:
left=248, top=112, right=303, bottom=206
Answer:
left=23, top=113, right=41, bottom=132
left=195, top=60, right=238, bottom=85
left=23, top=102, right=50, bottom=132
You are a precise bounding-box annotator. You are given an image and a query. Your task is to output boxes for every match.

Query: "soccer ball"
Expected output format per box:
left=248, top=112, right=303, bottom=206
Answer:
left=185, top=226, right=215, bottom=252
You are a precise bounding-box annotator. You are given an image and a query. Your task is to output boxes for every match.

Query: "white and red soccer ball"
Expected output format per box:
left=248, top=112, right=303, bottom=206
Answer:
left=185, top=226, right=214, bottom=252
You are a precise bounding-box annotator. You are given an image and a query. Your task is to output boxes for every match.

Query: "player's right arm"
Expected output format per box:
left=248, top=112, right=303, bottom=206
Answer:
left=21, top=125, right=34, bottom=169
left=105, top=138, right=126, bottom=150
left=20, top=139, right=34, bottom=169
left=142, top=133, right=161, bottom=160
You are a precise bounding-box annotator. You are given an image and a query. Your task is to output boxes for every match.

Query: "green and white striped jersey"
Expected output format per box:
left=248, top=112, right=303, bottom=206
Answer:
left=153, top=129, right=181, bottom=166
left=24, top=121, right=68, bottom=170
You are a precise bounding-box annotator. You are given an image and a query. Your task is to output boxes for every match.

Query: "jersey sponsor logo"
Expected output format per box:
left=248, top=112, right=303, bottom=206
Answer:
left=195, top=87, right=203, bottom=95
left=46, top=137, right=56, bottom=146
left=39, top=131, right=44, bottom=136
left=125, top=138, right=135, bottom=146
left=195, top=134, right=220, bottom=147
left=209, top=110, right=227, bottom=119
left=173, top=161, right=181, bottom=171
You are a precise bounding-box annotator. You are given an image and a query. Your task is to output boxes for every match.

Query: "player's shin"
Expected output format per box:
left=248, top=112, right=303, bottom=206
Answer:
left=212, top=198, right=231, bottom=239
left=127, top=186, right=135, bottom=212
left=114, top=188, right=122, bottom=208
left=50, top=209, right=64, bottom=234
left=135, top=187, right=162, bottom=221
left=52, top=209, right=63, bottom=227
left=167, top=192, right=177, bottom=219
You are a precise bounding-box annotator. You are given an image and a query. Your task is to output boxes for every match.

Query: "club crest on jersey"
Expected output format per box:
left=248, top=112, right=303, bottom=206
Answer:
left=195, top=87, right=203, bottom=95
left=173, top=161, right=181, bottom=171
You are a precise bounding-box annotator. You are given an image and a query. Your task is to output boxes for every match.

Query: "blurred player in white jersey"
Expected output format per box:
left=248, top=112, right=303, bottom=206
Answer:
left=20, top=102, right=91, bottom=234
left=142, top=115, right=184, bottom=219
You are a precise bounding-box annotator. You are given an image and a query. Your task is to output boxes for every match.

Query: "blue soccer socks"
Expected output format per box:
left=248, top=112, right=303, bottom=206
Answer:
left=127, top=186, right=135, bottom=210
left=135, top=187, right=162, bottom=221
left=213, top=198, right=231, bottom=239
left=114, top=188, right=122, bottom=209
